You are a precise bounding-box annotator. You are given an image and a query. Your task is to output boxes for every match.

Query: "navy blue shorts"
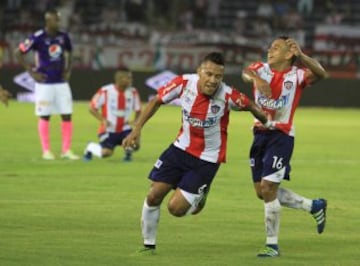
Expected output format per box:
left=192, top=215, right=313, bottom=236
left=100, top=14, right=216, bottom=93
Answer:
left=99, top=129, right=132, bottom=150
left=149, top=145, right=220, bottom=194
left=249, top=130, right=294, bottom=183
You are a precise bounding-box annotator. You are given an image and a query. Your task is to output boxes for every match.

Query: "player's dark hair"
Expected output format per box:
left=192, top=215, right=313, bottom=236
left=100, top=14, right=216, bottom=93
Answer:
left=117, top=66, right=130, bottom=72
left=277, top=35, right=297, bottom=65
left=202, top=52, right=225, bottom=66
left=45, top=9, right=59, bottom=16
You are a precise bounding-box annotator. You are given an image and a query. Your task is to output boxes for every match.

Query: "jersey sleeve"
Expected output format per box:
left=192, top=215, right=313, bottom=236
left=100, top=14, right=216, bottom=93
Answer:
left=63, top=33, right=72, bottom=52
left=90, top=89, right=105, bottom=109
left=297, top=67, right=311, bottom=88
left=132, top=88, right=142, bottom=112
left=229, top=88, right=251, bottom=109
left=246, top=61, right=264, bottom=72
left=157, top=75, right=186, bottom=104
left=18, top=35, right=36, bottom=54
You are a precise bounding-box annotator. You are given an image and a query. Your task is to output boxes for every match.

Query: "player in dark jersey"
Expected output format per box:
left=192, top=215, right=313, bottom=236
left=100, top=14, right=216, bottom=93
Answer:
left=14, top=9, right=79, bottom=160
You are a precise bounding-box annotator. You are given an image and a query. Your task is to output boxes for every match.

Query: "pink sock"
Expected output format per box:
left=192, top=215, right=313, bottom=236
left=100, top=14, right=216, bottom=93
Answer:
left=38, top=119, right=50, bottom=152
left=61, top=121, right=73, bottom=153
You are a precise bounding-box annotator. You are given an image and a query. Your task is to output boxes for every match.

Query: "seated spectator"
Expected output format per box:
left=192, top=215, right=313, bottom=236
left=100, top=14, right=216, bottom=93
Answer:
left=283, top=7, right=303, bottom=31
left=297, top=0, right=313, bottom=16
left=233, top=10, right=248, bottom=36
left=206, top=0, right=222, bottom=30
left=252, top=16, right=272, bottom=39
left=177, top=5, right=194, bottom=31
left=256, top=0, right=274, bottom=25
left=272, top=0, right=290, bottom=30
left=193, top=0, right=207, bottom=29
left=325, top=6, right=345, bottom=25
left=57, top=0, right=76, bottom=30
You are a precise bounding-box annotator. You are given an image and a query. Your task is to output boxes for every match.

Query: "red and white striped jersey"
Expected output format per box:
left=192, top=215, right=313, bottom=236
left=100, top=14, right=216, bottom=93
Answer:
left=247, top=62, right=310, bottom=136
left=90, top=84, right=141, bottom=134
left=157, top=74, right=250, bottom=163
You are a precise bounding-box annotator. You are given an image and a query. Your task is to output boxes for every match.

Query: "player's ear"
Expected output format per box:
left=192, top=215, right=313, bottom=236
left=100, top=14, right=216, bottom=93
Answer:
left=196, top=66, right=201, bottom=75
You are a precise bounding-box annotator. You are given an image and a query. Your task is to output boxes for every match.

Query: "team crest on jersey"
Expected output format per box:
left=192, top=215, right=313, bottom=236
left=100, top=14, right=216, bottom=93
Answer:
left=48, top=44, right=62, bottom=58
left=284, top=80, right=293, bottom=90
left=210, top=104, right=220, bottom=114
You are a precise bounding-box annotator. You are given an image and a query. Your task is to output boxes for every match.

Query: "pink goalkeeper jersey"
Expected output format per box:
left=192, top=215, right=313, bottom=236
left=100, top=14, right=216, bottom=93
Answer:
left=157, top=74, right=250, bottom=163
left=90, top=84, right=141, bottom=134
left=247, top=62, right=310, bottom=136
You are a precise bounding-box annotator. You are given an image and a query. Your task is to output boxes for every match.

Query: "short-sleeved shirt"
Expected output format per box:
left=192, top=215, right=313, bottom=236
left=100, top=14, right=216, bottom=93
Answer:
left=19, top=29, right=72, bottom=83
left=247, top=62, right=310, bottom=136
left=157, top=74, right=250, bottom=163
left=90, top=84, right=141, bottom=134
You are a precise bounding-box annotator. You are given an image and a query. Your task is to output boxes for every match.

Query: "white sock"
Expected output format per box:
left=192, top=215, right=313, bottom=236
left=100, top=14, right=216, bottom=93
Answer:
left=264, top=199, right=281, bottom=245
left=141, top=199, right=160, bottom=246
left=85, top=142, right=102, bottom=158
left=277, top=187, right=312, bottom=212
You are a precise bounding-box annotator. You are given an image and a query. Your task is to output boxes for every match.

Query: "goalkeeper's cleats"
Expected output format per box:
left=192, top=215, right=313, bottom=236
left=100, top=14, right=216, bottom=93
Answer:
left=257, top=245, right=280, bottom=257
left=42, top=150, right=55, bottom=160
left=311, top=198, right=327, bottom=234
left=61, top=150, right=80, bottom=160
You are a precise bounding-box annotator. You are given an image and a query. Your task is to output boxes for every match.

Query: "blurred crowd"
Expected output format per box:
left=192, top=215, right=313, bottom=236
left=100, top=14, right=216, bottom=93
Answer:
left=0, top=0, right=357, bottom=49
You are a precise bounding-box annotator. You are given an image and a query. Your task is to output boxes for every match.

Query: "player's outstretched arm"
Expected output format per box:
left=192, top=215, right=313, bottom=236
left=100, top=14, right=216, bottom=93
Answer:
left=122, top=96, right=162, bottom=150
left=246, top=99, right=270, bottom=126
left=242, top=68, right=272, bottom=97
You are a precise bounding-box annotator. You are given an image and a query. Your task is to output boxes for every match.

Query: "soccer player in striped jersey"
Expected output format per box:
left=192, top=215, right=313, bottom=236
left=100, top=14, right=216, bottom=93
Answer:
left=122, top=52, right=273, bottom=254
left=242, top=36, right=329, bottom=257
left=83, top=67, right=141, bottom=162
left=14, top=9, right=78, bottom=160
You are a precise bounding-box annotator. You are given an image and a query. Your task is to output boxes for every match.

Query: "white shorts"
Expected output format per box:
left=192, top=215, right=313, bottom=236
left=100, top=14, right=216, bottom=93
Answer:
left=35, top=82, right=73, bottom=116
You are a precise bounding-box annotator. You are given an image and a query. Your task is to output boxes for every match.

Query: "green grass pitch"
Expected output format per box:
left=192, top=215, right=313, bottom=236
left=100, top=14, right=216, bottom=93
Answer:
left=1, top=101, right=359, bottom=266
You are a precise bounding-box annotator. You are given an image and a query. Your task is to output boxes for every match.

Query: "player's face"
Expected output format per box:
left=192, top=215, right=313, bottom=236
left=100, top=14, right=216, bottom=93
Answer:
left=115, top=71, right=132, bottom=89
left=267, top=39, right=292, bottom=65
left=45, top=12, right=60, bottom=31
left=197, top=61, right=224, bottom=97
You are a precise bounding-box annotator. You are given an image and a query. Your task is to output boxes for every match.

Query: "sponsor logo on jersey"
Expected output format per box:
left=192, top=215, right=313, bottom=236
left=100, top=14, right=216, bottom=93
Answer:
left=183, top=110, right=217, bottom=128
left=48, top=44, right=62, bottom=59
left=114, top=110, right=125, bottom=117
left=258, top=94, right=290, bottom=110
